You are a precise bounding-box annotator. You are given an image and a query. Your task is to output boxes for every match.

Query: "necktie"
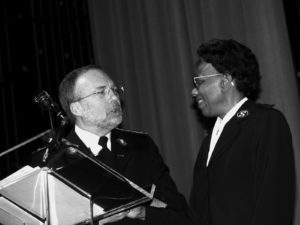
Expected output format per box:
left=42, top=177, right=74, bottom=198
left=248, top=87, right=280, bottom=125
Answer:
left=97, top=136, right=115, bottom=168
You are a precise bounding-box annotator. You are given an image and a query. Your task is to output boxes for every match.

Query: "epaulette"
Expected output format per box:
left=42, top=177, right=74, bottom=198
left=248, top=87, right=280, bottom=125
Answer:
left=115, top=128, right=148, bottom=135
left=256, top=103, right=274, bottom=109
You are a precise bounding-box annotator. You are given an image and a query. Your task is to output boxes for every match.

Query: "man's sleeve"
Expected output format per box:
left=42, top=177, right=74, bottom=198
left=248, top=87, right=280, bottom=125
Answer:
left=142, top=136, right=195, bottom=225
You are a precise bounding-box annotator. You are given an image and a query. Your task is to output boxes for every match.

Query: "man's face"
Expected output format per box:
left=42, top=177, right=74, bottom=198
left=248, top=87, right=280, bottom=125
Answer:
left=73, top=69, right=122, bottom=130
left=192, top=62, right=225, bottom=117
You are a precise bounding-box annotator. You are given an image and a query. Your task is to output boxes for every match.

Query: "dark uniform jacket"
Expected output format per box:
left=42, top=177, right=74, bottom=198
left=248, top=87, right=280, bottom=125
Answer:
left=189, top=100, right=295, bottom=225
left=38, top=127, right=194, bottom=225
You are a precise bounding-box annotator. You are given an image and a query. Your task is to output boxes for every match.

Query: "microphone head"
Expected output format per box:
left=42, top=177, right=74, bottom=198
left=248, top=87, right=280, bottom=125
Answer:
left=33, top=89, right=49, bottom=102
left=33, top=89, right=68, bottom=125
left=33, top=90, right=54, bottom=109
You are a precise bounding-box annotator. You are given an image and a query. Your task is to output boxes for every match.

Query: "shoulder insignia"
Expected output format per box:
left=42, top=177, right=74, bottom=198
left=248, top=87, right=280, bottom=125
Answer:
left=116, top=128, right=148, bottom=134
left=236, top=110, right=249, bottom=118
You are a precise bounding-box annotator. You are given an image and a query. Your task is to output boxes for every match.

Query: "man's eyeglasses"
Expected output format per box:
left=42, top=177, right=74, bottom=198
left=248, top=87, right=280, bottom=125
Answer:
left=73, top=86, right=124, bottom=102
left=193, top=73, right=223, bottom=88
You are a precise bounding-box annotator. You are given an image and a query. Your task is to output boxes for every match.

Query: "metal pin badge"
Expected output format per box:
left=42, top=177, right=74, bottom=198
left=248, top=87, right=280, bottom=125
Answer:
left=117, top=138, right=127, bottom=146
left=237, top=110, right=249, bottom=118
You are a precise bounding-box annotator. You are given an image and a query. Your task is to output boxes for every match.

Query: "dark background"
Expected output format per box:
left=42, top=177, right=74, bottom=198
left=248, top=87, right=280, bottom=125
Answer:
left=0, top=0, right=94, bottom=177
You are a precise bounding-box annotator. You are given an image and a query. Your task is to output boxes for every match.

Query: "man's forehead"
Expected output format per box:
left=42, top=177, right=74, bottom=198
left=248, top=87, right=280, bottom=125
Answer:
left=79, top=69, right=112, bottom=85
left=74, top=70, right=114, bottom=96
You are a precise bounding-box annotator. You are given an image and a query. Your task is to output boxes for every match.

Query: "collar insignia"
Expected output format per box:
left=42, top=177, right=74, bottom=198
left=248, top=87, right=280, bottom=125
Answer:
left=117, top=138, right=127, bottom=146
left=236, top=110, right=249, bottom=118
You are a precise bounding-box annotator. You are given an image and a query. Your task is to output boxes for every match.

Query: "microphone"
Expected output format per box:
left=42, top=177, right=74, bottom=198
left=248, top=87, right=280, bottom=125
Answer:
left=33, top=90, right=68, bottom=125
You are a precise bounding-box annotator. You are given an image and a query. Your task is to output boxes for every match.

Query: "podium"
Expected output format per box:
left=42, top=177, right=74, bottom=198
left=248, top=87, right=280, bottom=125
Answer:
left=0, top=165, right=155, bottom=225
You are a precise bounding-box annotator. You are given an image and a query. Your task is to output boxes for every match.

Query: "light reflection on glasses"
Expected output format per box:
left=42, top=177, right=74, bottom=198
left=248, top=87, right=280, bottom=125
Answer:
left=193, top=73, right=223, bottom=88
left=74, top=86, right=124, bottom=102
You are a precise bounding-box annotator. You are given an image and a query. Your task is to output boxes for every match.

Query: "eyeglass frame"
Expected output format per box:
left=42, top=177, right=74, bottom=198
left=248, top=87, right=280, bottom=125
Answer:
left=73, top=85, right=124, bottom=102
left=193, top=73, right=224, bottom=88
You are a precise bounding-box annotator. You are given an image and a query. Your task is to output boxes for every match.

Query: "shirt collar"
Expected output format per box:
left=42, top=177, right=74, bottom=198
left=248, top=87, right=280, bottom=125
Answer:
left=75, top=125, right=111, bottom=155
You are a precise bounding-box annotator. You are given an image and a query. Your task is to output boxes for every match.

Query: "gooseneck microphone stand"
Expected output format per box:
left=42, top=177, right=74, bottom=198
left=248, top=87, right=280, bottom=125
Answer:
left=32, top=90, right=68, bottom=163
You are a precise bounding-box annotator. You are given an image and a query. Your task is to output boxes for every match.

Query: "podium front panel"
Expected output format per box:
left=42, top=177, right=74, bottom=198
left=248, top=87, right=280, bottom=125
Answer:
left=0, top=196, right=45, bottom=225
left=47, top=173, right=104, bottom=225
left=0, top=168, right=47, bottom=220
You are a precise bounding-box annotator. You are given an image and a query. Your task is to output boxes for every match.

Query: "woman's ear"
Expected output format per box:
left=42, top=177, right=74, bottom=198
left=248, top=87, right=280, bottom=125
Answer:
left=221, top=74, right=234, bottom=91
left=70, top=102, right=82, bottom=116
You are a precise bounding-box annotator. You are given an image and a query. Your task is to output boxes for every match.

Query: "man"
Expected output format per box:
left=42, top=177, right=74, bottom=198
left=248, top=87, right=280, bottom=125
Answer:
left=47, top=65, right=193, bottom=224
left=189, top=39, right=295, bottom=225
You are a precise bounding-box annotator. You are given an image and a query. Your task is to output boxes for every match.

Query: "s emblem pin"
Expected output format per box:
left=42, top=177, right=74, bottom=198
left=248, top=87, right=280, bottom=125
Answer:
left=237, top=110, right=249, bottom=118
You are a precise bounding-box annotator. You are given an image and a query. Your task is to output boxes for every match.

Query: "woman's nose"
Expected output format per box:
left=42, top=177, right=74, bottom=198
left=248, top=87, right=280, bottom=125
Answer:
left=191, top=88, right=198, bottom=97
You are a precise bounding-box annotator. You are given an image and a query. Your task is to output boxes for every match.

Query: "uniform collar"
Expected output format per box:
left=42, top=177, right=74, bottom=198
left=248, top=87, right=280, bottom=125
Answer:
left=218, top=97, right=248, bottom=125
left=74, top=125, right=111, bottom=155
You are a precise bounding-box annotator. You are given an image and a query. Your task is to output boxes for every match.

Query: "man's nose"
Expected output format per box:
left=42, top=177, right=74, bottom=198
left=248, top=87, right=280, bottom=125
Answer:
left=108, top=90, right=119, bottom=101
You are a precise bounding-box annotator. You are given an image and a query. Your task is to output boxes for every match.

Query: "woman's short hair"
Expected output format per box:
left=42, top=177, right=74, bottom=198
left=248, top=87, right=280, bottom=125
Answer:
left=197, top=39, right=261, bottom=101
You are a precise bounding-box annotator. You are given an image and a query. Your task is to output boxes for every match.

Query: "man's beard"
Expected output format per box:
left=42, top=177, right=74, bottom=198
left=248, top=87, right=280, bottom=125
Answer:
left=85, top=100, right=123, bottom=130
left=100, top=102, right=123, bottom=130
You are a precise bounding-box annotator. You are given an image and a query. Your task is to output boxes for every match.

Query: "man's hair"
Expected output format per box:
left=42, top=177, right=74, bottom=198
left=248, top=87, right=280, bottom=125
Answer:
left=59, top=64, right=103, bottom=124
left=197, top=39, right=261, bottom=101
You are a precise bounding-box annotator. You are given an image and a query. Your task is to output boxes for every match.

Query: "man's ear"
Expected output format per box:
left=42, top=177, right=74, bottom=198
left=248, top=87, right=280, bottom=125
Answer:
left=70, top=102, right=82, bottom=116
left=221, top=74, right=234, bottom=91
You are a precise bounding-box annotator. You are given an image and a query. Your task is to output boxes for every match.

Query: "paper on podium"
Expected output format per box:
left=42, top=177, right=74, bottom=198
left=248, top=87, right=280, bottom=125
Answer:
left=0, top=196, right=44, bottom=225
left=0, top=165, right=40, bottom=188
left=0, top=166, right=104, bottom=225
left=0, top=166, right=47, bottom=220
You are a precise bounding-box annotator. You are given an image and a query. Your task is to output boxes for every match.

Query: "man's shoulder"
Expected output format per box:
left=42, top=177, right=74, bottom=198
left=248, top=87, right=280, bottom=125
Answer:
left=114, top=128, right=149, bottom=136
left=113, top=128, right=155, bottom=146
left=112, top=128, right=158, bottom=152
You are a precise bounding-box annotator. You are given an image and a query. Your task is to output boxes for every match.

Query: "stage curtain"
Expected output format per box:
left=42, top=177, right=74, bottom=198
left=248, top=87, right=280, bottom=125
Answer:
left=87, top=0, right=300, bottom=223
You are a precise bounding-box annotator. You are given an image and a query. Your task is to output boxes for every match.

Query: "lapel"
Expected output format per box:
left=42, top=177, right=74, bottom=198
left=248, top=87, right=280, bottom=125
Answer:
left=208, top=100, right=254, bottom=165
left=201, top=131, right=212, bottom=167
left=65, top=128, right=134, bottom=172
left=45, top=128, right=92, bottom=168
left=65, top=128, right=94, bottom=156
left=111, top=129, right=134, bottom=172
